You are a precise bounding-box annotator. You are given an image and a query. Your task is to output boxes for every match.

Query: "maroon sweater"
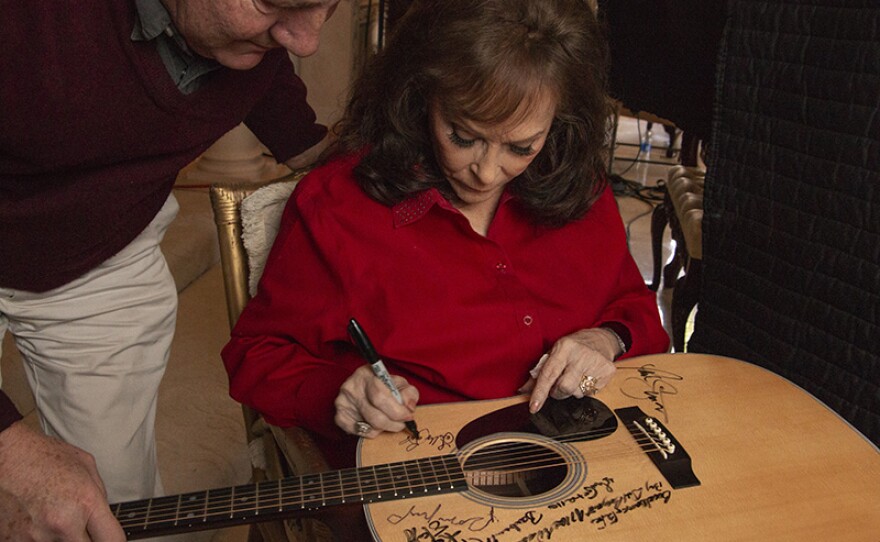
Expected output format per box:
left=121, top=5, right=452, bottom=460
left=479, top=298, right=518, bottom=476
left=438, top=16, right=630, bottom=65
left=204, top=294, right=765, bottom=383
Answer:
left=0, top=1, right=327, bottom=292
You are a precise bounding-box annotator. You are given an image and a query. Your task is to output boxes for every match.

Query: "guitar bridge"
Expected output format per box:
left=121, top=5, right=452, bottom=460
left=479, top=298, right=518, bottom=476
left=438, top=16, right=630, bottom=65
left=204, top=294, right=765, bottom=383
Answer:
left=615, top=407, right=701, bottom=489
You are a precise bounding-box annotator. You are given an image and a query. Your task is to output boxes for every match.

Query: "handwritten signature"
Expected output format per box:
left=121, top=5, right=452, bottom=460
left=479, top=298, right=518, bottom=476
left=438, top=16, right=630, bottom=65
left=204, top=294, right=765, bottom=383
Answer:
left=547, top=477, right=615, bottom=509
left=486, top=510, right=543, bottom=540
left=402, top=520, right=485, bottom=542
left=590, top=481, right=672, bottom=530
left=399, top=428, right=456, bottom=453
left=618, top=364, right=683, bottom=422
left=394, top=479, right=670, bottom=542
left=388, top=503, right=497, bottom=532
left=505, top=480, right=671, bottom=541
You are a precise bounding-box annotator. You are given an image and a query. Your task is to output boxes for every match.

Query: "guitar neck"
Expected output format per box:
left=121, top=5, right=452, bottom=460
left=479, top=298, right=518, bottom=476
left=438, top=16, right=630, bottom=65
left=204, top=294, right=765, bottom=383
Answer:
left=114, top=455, right=467, bottom=539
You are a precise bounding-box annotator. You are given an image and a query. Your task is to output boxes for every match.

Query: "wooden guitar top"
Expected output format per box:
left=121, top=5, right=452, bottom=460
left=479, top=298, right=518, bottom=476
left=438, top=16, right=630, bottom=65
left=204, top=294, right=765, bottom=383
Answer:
left=359, top=353, right=880, bottom=542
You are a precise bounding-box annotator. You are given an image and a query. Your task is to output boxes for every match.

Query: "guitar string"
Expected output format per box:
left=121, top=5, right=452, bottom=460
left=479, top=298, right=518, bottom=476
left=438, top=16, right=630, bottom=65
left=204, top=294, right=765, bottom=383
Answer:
left=117, top=448, right=643, bottom=530
left=115, top=427, right=640, bottom=524
left=116, top=439, right=658, bottom=529
left=118, top=443, right=645, bottom=530
left=115, top=429, right=660, bottom=527
left=115, top=455, right=465, bottom=527
left=115, top=424, right=633, bottom=521
left=116, top=423, right=664, bottom=528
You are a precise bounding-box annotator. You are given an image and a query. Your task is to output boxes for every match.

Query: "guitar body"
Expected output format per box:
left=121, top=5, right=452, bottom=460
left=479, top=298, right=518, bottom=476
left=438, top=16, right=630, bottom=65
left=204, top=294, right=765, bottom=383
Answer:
left=358, top=353, right=880, bottom=542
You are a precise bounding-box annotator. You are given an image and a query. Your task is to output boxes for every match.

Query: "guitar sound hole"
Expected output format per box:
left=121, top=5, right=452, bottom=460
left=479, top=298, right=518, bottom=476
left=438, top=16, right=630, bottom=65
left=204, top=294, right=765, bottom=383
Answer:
left=461, top=440, right=566, bottom=498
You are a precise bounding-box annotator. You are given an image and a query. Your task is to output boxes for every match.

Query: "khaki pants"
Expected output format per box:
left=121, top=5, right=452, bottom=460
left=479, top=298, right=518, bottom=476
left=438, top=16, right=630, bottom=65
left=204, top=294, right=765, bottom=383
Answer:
left=0, top=195, right=179, bottom=502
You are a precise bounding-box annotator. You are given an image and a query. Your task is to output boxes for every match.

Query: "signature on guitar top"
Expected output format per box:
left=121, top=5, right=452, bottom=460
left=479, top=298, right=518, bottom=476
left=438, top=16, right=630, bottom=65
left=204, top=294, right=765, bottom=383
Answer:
left=112, top=354, right=880, bottom=541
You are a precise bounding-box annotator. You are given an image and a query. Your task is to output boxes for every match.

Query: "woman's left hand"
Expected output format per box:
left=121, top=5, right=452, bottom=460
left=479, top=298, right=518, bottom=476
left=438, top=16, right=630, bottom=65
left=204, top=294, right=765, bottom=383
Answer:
left=519, top=328, right=621, bottom=413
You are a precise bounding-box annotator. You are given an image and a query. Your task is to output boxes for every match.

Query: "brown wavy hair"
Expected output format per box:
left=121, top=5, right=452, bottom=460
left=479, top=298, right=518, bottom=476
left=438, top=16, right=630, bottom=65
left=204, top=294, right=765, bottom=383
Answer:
left=335, top=0, right=612, bottom=226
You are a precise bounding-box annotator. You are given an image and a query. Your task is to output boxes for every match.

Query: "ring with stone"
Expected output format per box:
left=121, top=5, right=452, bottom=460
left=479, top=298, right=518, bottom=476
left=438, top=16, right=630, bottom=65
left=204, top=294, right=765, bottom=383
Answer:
left=355, top=421, right=372, bottom=436
left=579, top=374, right=598, bottom=396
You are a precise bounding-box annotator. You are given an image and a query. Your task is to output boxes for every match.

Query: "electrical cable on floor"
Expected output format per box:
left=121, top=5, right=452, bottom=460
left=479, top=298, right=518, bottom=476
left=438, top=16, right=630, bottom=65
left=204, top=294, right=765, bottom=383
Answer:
left=613, top=176, right=665, bottom=203
left=609, top=118, right=666, bottom=203
left=619, top=179, right=665, bottom=251
left=609, top=118, right=670, bottom=250
left=609, top=118, right=644, bottom=183
left=623, top=200, right=655, bottom=251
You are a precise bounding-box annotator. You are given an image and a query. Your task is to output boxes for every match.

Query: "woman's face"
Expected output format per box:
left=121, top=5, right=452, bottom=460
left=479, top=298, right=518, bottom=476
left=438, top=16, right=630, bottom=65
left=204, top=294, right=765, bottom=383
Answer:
left=162, top=0, right=340, bottom=69
left=428, top=92, right=557, bottom=215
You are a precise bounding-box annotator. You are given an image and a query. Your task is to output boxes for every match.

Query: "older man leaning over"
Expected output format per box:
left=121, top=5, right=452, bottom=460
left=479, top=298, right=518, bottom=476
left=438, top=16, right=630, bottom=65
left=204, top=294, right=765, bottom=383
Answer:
left=0, top=1, right=339, bottom=540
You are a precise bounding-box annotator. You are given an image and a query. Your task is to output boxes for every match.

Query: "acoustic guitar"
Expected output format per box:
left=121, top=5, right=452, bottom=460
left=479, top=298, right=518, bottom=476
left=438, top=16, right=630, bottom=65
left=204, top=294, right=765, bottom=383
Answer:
left=112, top=353, right=880, bottom=541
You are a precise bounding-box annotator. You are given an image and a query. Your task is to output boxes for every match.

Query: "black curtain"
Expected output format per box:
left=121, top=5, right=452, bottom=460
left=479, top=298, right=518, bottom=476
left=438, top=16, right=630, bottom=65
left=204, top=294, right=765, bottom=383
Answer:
left=598, top=0, right=726, bottom=141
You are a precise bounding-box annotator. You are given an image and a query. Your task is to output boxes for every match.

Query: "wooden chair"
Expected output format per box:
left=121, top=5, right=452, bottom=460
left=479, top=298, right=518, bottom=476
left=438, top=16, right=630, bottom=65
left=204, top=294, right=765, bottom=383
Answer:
left=649, top=165, right=705, bottom=352
left=209, top=169, right=333, bottom=542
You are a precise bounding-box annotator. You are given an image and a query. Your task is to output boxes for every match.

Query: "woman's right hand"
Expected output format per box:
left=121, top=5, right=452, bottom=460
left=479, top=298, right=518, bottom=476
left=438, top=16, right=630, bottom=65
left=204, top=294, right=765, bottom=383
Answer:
left=520, top=328, right=620, bottom=413
left=334, top=365, right=419, bottom=438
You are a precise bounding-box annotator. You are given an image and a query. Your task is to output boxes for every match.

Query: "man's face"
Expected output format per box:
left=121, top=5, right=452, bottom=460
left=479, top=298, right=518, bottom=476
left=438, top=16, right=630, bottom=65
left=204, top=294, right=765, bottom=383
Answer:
left=164, top=0, right=340, bottom=70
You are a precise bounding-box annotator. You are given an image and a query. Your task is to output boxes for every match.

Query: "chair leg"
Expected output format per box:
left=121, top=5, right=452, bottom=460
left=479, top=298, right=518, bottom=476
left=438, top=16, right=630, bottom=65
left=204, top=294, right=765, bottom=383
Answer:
left=649, top=197, right=669, bottom=291
left=679, top=132, right=701, bottom=167
left=663, top=252, right=682, bottom=289
left=663, top=125, right=677, bottom=158
left=671, top=258, right=701, bottom=352
left=662, top=192, right=687, bottom=289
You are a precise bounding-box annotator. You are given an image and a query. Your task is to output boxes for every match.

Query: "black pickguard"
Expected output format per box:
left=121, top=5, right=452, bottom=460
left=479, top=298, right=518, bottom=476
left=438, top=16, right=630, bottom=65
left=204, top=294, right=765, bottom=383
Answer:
left=455, top=396, right=619, bottom=449
left=454, top=396, right=700, bottom=490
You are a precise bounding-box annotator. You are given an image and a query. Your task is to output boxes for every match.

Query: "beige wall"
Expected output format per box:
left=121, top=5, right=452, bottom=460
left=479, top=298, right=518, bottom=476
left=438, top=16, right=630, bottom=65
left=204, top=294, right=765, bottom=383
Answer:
left=178, top=5, right=358, bottom=184
left=295, top=1, right=357, bottom=128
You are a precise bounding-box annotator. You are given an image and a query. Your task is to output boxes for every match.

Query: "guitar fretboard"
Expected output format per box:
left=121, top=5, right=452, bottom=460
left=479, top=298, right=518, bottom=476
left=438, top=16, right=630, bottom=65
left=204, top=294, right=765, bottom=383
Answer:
left=114, top=454, right=467, bottom=539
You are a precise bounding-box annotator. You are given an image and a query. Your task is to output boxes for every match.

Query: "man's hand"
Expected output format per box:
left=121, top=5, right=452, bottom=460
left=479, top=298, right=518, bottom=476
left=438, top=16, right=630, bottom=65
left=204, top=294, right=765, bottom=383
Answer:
left=0, top=422, right=125, bottom=542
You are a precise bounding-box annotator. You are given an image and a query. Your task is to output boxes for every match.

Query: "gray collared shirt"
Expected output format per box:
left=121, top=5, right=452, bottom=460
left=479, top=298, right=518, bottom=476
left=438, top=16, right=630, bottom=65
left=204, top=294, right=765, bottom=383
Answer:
left=131, top=0, right=220, bottom=94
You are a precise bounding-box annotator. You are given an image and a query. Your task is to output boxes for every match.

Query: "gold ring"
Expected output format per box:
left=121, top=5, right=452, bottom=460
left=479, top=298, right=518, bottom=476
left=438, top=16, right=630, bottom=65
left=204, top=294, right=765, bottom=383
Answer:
left=579, top=374, right=598, bottom=396
left=355, top=421, right=372, bottom=436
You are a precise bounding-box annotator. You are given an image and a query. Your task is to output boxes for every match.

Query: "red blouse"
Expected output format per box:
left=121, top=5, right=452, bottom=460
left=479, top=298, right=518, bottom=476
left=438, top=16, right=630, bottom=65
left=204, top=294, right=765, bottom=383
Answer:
left=222, top=153, right=669, bottom=466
